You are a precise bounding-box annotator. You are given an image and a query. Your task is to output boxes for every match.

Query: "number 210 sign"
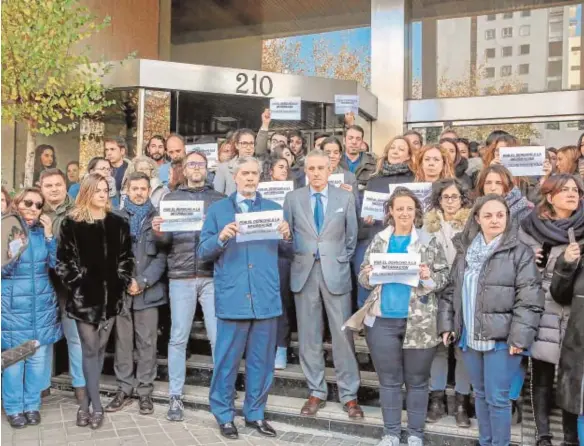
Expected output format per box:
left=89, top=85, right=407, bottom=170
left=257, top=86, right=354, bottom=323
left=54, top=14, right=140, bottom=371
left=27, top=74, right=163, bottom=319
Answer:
left=235, top=72, right=274, bottom=96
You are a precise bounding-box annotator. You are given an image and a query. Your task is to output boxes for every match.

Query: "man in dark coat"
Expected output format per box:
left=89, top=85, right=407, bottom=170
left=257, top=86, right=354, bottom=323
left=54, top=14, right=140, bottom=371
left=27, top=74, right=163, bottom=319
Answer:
left=104, top=172, right=168, bottom=415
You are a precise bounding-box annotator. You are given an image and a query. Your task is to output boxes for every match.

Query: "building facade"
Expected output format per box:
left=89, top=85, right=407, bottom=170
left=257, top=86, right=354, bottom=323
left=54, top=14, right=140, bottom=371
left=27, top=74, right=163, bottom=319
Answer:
left=2, top=0, right=583, bottom=189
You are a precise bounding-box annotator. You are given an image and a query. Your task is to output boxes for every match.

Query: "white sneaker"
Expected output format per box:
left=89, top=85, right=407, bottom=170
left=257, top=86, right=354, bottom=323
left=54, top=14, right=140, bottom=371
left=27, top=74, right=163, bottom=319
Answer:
left=407, top=436, right=423, bottom=446
left=376, top=435, right=400, bottom=446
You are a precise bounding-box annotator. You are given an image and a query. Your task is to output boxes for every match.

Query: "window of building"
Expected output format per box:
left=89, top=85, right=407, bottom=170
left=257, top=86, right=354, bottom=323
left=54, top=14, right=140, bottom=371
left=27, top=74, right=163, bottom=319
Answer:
left=571, top=46, right=581, bottom=52
left=550, top=22, right=563, bottom=34
left=485, top=67, right=496, bottom=78
left=549, top=41, right=563, bottom=57
left=547, top=79, right=562, bottom=91
left=485, top=48, right=496, bottom=59
left=546, top=122, right=560, bottom=130
left=519, top=64, right=529, bottom=75
left=502, top=46, right=512, bottom=57
left=485, top=29, right=496, bottom=40
left=548, top=60, right=563, bottom=77
left=571, top=65, right=581, bottom=71
left=503, top=12, right=513, bottom=19
left=519, top=44, right=530, bottom=55
left=501, top=65, right=512, bottom=77
left=502, top=27, right=513, bottom=38
left=487, top=14, right=496, bottom=21
left=521, top=10, right=531, bottom=17
left=519, top=25, right=530, bottom=36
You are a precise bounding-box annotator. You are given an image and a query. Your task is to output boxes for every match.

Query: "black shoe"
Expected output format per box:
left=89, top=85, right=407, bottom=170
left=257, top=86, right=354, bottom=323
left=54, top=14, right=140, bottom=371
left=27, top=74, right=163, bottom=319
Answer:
left=512, top=399, right=523, bottom=425
left=245, top=420, right=277, bottom=437
left=7, top=413, right=27, bottom=429
left=105, top=391, right=133, bottom=412
left=454, top=393, right=470, bottom=428
left=426, top=390, right=446, bottom=423
left=90, top=411, right=104, bottom=430
left=76, top=408, right=90, bottom=427
left=139, top=396, right=154, bottom=415
left=536, top=439, right=553, bottom=446
left=24, top=411, right=41, bottom=425
left=219, top=421, right=239, bottom=439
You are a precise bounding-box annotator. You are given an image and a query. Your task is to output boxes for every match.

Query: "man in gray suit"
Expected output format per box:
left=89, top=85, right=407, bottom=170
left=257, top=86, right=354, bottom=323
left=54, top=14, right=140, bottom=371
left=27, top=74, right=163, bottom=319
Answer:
left=283, top=150, right=363, bottom=419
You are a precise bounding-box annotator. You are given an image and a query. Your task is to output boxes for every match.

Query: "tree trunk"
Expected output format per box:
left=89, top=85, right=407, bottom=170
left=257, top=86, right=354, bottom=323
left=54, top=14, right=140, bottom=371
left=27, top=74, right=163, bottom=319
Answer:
left=23, top=125, right=37, bottom=187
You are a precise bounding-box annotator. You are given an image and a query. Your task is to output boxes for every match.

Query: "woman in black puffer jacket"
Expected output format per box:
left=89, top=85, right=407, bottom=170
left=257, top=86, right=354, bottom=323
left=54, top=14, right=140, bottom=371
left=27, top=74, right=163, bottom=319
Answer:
left=518, top=173, right=584, bottom=446
left=439, top=194, right=544, bottom=446
left=549, top=241, right=584, bottom=446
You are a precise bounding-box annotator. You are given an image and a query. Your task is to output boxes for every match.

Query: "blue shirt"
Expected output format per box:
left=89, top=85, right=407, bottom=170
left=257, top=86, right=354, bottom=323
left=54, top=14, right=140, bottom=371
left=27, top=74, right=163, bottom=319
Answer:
left=380, top=234, right=412, bottom=319
left=236, top=193, right=257, bottom=213
left=309, top=185, right=329, bottom=215
left=158, top=162, right=170, bottom=186
left=344, top=153, right=362, bottom=174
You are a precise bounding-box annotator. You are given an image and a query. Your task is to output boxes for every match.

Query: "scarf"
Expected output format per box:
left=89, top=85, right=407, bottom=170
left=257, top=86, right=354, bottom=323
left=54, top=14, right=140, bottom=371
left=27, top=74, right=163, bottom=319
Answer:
left=123, top=196, right=154, bottom=240
left=521, top=201, right=584, bottom=246
left=466, top=232, right=502, bottom=274
left=379, top=161, right=412, bottom=177
left=506, top=187, right=533, bottom=223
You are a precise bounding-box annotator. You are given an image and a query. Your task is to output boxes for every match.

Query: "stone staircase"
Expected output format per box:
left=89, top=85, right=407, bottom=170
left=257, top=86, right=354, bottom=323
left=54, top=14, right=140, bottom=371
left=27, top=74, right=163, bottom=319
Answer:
left=51, top=320, right=566, bottom=445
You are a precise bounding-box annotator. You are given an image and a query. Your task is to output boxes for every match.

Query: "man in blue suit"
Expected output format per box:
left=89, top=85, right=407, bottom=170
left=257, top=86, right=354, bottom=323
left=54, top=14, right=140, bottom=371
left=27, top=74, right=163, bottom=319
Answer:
left=198, top=156, right=292, bottom=440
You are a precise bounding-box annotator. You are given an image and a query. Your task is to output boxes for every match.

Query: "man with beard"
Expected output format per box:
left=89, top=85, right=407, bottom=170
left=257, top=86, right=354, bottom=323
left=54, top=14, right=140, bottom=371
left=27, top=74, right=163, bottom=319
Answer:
left=159, top=134, right=187, bottom=186
left=39, top=169, right=86, bottom=403
left=152, top=150, right=224, bottom=422
left=105, top=172, right=167, bottom=415
left=146, top=136, right=168, bottom=168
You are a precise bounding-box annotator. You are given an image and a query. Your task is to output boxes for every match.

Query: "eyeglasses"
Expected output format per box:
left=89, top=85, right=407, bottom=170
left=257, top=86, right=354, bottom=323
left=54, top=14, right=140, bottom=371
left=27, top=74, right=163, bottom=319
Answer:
left=95, top=167, right=113, bottom=173
left=185, top=161, right=207, bottom=169
left=440, top=195, right=461, bottom=202
left=23, top=199, right=43, bottom=210
left=237, top=141, right=254, bottom=148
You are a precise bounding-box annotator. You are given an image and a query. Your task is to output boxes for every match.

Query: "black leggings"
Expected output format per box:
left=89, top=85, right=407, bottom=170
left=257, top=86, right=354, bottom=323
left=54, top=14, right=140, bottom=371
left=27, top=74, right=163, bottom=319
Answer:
left=76, top=319, right=114, bottom=412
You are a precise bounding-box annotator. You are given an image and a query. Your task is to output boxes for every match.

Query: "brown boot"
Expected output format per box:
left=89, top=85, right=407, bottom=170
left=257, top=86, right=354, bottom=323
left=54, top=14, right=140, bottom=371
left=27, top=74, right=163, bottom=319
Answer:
left=74, top=387, right=87, bottom=405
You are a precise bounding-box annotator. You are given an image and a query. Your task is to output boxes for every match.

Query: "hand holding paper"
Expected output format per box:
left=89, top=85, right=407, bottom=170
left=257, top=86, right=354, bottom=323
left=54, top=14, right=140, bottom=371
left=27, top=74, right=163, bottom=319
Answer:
left=219, top=222, right=239, bottom=242
left=277, top=220, right=291, bottom=240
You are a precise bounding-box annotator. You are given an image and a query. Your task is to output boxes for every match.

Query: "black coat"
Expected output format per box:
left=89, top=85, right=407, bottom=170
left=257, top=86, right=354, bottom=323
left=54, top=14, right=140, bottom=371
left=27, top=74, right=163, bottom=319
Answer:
left=118, top=207, right=168, bottom=311
left=438, top=224, right=545, bottom=350
left=156, top=184, right=225, bottom=279
left=56, top=213, right=134, bottom=325
left=550, top=248, right=584, bottom=415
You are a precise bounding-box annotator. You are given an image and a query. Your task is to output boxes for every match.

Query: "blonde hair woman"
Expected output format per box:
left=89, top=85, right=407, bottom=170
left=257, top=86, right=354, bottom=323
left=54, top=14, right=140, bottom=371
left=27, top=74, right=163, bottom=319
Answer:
left=56, top=173, right=133, bottom=430
left=121, top=156, right=169, bottom=209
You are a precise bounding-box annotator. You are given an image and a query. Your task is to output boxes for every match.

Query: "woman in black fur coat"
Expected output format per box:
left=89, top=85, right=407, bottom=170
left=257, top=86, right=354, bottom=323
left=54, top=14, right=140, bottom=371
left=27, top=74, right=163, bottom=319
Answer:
left=56, top=173, right=133, bottom=430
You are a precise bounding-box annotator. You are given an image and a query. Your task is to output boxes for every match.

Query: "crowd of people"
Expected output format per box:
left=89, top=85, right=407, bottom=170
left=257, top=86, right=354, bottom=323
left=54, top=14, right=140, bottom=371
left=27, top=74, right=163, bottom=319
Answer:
left=1, top=111, right=584, bottom=446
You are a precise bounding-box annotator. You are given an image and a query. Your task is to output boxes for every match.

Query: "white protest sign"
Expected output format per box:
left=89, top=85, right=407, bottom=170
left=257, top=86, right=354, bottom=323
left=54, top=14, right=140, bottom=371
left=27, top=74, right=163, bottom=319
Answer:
left=186, top=143, right=219, bottom=169
left=270, top=97, right=301, bottom=120
left=369, top=253, right=421, bottom=287
left=361, top=191, right=390, bottom=221
left=160, top=200, right=204, bottom=232
left=388, top=182, right=432, bottom=211
left=257, top=181, right=294, bottom=206
left=334, top=95, right=359, bottom=115
left=236, top=210, right=284, bottom=242
left=304, top=173, right=345, bottom=188
left=499, top=146, right=545, bottom=177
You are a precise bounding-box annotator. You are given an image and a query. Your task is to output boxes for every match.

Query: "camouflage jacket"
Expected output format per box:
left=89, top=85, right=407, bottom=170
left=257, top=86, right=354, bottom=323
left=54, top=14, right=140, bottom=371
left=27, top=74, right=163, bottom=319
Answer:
left=345, top=225, right=450, bottom=349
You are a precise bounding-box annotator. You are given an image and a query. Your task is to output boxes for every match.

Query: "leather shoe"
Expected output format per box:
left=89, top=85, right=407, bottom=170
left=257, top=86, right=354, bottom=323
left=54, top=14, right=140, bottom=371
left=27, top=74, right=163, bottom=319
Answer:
left=6, top=413, right=27, bottom=429
left=245, top=420, right=276, bottom=437
left=300, top=396, right=326, bottom=416
left=219, top=421, right=238, bottom=440
left=343, top=399, right=364, bottom=419
left=24, top=411, right=41, bottom=425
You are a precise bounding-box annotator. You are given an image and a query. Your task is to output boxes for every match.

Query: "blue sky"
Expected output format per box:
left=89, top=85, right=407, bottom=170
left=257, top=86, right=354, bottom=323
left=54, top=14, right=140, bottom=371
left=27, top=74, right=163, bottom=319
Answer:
left=277, top=27, right=371, bottom=76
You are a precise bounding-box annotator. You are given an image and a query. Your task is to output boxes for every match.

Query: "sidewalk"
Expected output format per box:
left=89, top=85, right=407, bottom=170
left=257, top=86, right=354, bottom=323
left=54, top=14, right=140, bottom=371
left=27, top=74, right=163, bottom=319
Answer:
left=1, top=390, right=377, bottom=446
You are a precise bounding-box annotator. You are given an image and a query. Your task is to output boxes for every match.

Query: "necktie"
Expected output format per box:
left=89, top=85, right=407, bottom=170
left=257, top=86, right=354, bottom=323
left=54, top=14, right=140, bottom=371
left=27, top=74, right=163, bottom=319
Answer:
left=313, top=193, right=324, bottom=233
left=241, top=199, right=254, bottom=213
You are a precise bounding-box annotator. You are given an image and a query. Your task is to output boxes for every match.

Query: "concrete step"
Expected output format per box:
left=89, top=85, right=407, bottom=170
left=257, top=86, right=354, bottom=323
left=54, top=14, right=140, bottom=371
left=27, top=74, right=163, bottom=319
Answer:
left=51, top=373, right=523, bottom=445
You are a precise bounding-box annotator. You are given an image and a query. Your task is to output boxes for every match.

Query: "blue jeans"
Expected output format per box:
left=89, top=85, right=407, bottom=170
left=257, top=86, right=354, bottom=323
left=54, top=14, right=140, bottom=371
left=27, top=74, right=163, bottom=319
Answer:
left=62, top=311, right=85, bottom=388
left=209, top=317, right=277, bottom=424
left=429, top=344, right=471, bottom=394
left=462, top=347, right=522, bottom=446
left=168, top=277, right=217, bottom=396
left=509, top=361, right=526, bottom=401
left=2, top=344, right=53, bottom=415
left=578, top=414, right=583, bottom=446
